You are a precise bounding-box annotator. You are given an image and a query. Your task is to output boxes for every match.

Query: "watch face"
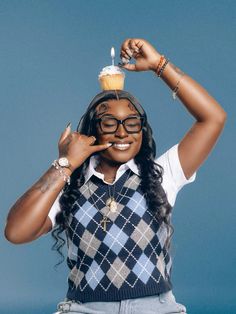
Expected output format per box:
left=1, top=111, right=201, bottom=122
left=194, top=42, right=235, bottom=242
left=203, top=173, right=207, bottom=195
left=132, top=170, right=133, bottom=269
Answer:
left=58, top=157, right=69, bottom=167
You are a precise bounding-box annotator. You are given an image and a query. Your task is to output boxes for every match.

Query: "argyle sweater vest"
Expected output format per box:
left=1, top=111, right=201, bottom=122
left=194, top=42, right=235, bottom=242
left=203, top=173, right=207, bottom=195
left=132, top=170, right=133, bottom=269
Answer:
left=66, top=169, right=173, bottom=303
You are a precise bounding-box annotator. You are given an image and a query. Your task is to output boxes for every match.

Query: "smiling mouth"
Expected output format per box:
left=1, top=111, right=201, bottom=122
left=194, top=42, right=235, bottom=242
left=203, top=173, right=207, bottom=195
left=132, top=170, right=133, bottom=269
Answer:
left=112, top=143, right=131, bottom=150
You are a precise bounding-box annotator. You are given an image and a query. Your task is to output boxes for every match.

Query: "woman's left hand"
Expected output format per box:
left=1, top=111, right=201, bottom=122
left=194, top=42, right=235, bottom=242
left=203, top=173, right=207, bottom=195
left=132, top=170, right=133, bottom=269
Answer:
left=120, top=38, right=161, bottom=72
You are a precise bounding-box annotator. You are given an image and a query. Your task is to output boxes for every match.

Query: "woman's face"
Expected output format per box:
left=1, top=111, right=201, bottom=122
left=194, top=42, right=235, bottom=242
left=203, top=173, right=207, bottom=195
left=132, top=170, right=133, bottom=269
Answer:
left=95, top=98, right=143, bottom=164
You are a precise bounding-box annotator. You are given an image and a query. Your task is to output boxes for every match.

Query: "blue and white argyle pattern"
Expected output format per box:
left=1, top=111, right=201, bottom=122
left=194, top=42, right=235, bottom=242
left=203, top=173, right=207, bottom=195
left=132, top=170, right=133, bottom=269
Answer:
left=66, top=170, right=173, bottom=302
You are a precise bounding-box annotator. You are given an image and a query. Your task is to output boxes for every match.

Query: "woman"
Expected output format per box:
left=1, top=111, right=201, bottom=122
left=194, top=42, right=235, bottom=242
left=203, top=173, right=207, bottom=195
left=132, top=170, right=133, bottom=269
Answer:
left=5, top=38, right=226, bottom=314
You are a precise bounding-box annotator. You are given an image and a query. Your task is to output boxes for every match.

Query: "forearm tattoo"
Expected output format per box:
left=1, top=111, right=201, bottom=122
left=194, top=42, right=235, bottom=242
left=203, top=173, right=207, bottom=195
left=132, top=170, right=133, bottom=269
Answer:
left=10, top=168, right=61, bottom=214
left=34, top=167, right=62, bottom=193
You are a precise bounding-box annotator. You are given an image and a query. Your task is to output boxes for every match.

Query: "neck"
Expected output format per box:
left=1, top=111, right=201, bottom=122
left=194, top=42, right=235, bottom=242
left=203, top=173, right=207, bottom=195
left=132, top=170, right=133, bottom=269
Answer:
left=97, top=157, right=122, bottom=182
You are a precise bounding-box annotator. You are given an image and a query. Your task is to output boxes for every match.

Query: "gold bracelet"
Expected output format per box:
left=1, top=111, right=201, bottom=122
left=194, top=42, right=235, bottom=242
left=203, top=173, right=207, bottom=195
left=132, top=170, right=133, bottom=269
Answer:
left=172, top=73, right=185, bottom=100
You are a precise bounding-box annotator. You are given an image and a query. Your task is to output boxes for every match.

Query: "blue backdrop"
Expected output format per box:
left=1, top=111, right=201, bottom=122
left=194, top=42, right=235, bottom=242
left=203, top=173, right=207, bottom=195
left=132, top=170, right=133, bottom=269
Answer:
left=1, top=1, right=235, bottom=313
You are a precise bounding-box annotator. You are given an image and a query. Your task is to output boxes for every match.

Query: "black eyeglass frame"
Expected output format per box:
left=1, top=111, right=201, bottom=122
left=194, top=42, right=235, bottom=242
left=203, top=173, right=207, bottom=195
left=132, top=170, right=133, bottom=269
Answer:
left=95, top=116, right=145, bottom=134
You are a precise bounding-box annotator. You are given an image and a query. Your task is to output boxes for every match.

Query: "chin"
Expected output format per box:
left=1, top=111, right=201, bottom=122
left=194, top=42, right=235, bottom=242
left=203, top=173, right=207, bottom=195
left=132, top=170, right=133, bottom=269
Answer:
left=100, top=149, right=137, bottom=164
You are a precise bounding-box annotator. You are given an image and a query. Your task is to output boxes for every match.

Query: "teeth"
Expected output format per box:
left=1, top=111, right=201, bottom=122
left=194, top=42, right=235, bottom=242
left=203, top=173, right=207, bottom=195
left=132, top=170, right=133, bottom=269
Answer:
left=113, top=143, right=130, bottom=150
left=114, top=144, right=130, bottom=147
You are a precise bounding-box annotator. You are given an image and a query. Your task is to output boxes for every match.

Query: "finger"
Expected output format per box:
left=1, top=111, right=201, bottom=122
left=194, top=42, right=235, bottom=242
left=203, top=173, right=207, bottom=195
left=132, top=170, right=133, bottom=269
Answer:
left=129, top=40, right=141, bottom=59
left=130, top=49, right=140, bottom=59
left=133, top=39, right=144, bottom=50
left=125, top=48, right=133, bottom=58
left=121, top=42, right=139, bottom=59
left=118, top=58, right=129, bottom=66
left=129, top=40, right=140, bottom=55
left=121, top=56, right=130, bottom=64
left=91, top=142, right=112, bottom=152
left=89, top=136, right=96, bottom=145
left=120, top=49, right=131, bottom=60
left=120, top=38, right=132, bottom=52
left=59, top=123, right=72, bottom=143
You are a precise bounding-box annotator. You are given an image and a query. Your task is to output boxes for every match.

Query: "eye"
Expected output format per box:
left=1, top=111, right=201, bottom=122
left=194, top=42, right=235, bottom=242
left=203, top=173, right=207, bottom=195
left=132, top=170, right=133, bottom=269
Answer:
left=126, top=118, right=141, bottom=126
left=127, top=121, right=140, bottom=126
left=101, top=118, right=117, bottom=128
left=103, top=122, right=116, bottom=127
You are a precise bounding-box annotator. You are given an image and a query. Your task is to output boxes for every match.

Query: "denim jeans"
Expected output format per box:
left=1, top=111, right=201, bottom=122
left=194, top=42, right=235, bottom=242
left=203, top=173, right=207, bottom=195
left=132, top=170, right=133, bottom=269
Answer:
left=53, top=290, right=187, bottom=314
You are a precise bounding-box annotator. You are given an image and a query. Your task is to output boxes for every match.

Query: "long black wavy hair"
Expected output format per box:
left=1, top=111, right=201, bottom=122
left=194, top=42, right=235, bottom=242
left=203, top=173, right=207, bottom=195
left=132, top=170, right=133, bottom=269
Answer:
left=51, top=90, right=173, bottom=268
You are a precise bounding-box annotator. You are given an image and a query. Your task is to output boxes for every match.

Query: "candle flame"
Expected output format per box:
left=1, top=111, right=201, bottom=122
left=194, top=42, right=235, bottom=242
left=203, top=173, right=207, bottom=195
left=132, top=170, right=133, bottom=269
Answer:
left=111, top=47, right=115, bottom=59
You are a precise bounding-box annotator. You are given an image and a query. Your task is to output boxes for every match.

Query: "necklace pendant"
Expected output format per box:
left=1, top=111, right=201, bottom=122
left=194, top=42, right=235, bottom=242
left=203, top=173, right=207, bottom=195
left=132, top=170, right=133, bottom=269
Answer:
left=110, top=199, right=118, bottom=212
left=100, top=216, right=110, bottom=232
left=106, top=197, right=117, bottom=212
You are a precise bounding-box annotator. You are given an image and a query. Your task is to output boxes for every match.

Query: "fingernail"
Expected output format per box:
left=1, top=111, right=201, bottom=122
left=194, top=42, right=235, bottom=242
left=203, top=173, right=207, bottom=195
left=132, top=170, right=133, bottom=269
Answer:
left=122, top=57, right=129, bottom=64
left=126, top=48, right=133, bottom=56
left=66, top=122, right=71, bottom=128
left=107, top=142, right=113, bottom=146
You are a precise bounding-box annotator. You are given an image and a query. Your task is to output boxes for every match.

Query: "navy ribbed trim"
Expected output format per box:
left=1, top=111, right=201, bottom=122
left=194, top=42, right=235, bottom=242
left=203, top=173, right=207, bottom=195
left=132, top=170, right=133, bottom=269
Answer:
left=66, top=281, right=172, bottom=303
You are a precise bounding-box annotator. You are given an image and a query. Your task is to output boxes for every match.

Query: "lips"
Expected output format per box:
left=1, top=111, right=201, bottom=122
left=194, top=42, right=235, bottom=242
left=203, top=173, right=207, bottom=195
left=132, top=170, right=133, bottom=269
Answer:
left=110, top=142, right=132, bottom=151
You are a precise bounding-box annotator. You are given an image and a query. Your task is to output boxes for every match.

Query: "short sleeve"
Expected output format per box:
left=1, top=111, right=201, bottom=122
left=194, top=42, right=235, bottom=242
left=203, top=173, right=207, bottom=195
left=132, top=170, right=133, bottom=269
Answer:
left=156, top=143, right=196, bottom=207
left=48, top=193, right=62, bottom=228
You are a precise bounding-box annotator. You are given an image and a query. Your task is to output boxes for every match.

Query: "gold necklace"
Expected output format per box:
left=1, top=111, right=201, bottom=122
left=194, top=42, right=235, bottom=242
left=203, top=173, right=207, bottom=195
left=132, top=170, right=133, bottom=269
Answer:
left=87, top=182, right=111, bottom=232
left=97, top=164, right=118, bottom=213
left=87, top=169, right=132, bottom=232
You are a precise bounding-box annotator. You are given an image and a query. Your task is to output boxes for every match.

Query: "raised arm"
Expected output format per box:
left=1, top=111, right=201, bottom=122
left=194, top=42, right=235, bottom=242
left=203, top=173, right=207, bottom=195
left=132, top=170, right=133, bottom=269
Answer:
left=5, top=125, right=111, bottom=244
left=120, top=38, right=226, bottom=179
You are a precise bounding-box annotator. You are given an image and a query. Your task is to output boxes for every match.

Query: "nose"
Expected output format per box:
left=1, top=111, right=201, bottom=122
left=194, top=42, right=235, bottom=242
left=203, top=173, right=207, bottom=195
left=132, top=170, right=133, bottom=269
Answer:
left=115, top=122, right=128, bottom=138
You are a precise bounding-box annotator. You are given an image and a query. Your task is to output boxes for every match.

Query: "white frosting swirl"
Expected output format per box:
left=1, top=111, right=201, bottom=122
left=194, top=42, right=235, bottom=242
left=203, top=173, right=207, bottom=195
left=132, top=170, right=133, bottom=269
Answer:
left=98, top=65, right=125, bottom=78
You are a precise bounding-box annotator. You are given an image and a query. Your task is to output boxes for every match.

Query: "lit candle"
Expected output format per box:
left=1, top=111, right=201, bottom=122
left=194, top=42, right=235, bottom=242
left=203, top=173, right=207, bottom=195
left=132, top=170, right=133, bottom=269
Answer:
left=111, top=47, right=115, bottom=66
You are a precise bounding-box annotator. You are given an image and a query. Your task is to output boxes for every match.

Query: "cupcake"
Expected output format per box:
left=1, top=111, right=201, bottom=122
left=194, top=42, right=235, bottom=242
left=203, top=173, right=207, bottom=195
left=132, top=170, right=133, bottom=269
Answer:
left=98, top=65, right=125, bottom=90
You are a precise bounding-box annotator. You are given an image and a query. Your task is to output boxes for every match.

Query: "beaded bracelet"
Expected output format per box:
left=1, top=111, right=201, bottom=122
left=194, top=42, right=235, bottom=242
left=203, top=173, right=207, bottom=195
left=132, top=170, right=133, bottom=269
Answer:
left=172, top=73, right=185, bottom=100
left=155, top=55, right=165, bottom=74
left=52, top=160, right=71, bottom=185
left=157, top=58, right=169, bottom=77
left=155, top=56, right=184, bottom=99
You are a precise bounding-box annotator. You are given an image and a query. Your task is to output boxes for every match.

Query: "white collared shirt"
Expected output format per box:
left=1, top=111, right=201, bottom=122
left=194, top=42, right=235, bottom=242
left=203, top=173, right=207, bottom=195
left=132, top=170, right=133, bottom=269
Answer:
left=84, top=155, right=140, bottom=186
left=48, top=144, right=196, bottom=228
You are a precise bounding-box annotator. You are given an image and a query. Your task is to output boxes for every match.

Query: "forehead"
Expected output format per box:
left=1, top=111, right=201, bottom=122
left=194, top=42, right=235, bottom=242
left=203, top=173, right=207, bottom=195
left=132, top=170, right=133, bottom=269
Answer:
left=96, top=99, right=138, bottom=117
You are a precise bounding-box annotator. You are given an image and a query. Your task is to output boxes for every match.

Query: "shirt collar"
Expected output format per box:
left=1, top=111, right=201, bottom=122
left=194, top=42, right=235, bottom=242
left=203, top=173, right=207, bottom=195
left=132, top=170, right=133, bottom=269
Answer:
left=84, top=155, right=140, bottom=184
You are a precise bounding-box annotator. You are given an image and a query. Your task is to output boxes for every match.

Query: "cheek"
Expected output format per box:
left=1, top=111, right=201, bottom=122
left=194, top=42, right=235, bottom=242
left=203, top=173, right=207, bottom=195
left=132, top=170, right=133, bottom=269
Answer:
left=96, top=133, right=110, bottom=144
left=95, top=127, right=105, bottom=143
left=132, top=133, right=143, bottom=151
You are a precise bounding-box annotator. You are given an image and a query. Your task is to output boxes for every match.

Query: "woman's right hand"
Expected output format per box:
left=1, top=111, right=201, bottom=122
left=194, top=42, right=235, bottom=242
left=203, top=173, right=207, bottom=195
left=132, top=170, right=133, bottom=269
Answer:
left=58, top=124, right=111, bottom=172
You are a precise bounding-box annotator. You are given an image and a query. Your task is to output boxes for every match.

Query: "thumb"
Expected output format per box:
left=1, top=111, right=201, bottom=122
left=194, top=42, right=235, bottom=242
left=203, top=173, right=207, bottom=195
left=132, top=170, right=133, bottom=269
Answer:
left=91, top=142, right=112, bottom=153
left=59, top=123, right=71, bottom=143
left=120, top=63, right=137, bottom=71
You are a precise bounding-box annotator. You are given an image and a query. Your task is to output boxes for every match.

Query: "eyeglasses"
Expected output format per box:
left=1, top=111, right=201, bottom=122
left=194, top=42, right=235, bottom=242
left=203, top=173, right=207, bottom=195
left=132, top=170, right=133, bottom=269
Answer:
left=96, top=116, right=144, bottom=134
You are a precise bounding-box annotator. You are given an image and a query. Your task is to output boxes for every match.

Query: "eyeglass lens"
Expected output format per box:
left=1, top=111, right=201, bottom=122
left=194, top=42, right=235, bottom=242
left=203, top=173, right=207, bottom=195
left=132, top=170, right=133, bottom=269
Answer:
left=100, top=117, right=142, bottom=133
